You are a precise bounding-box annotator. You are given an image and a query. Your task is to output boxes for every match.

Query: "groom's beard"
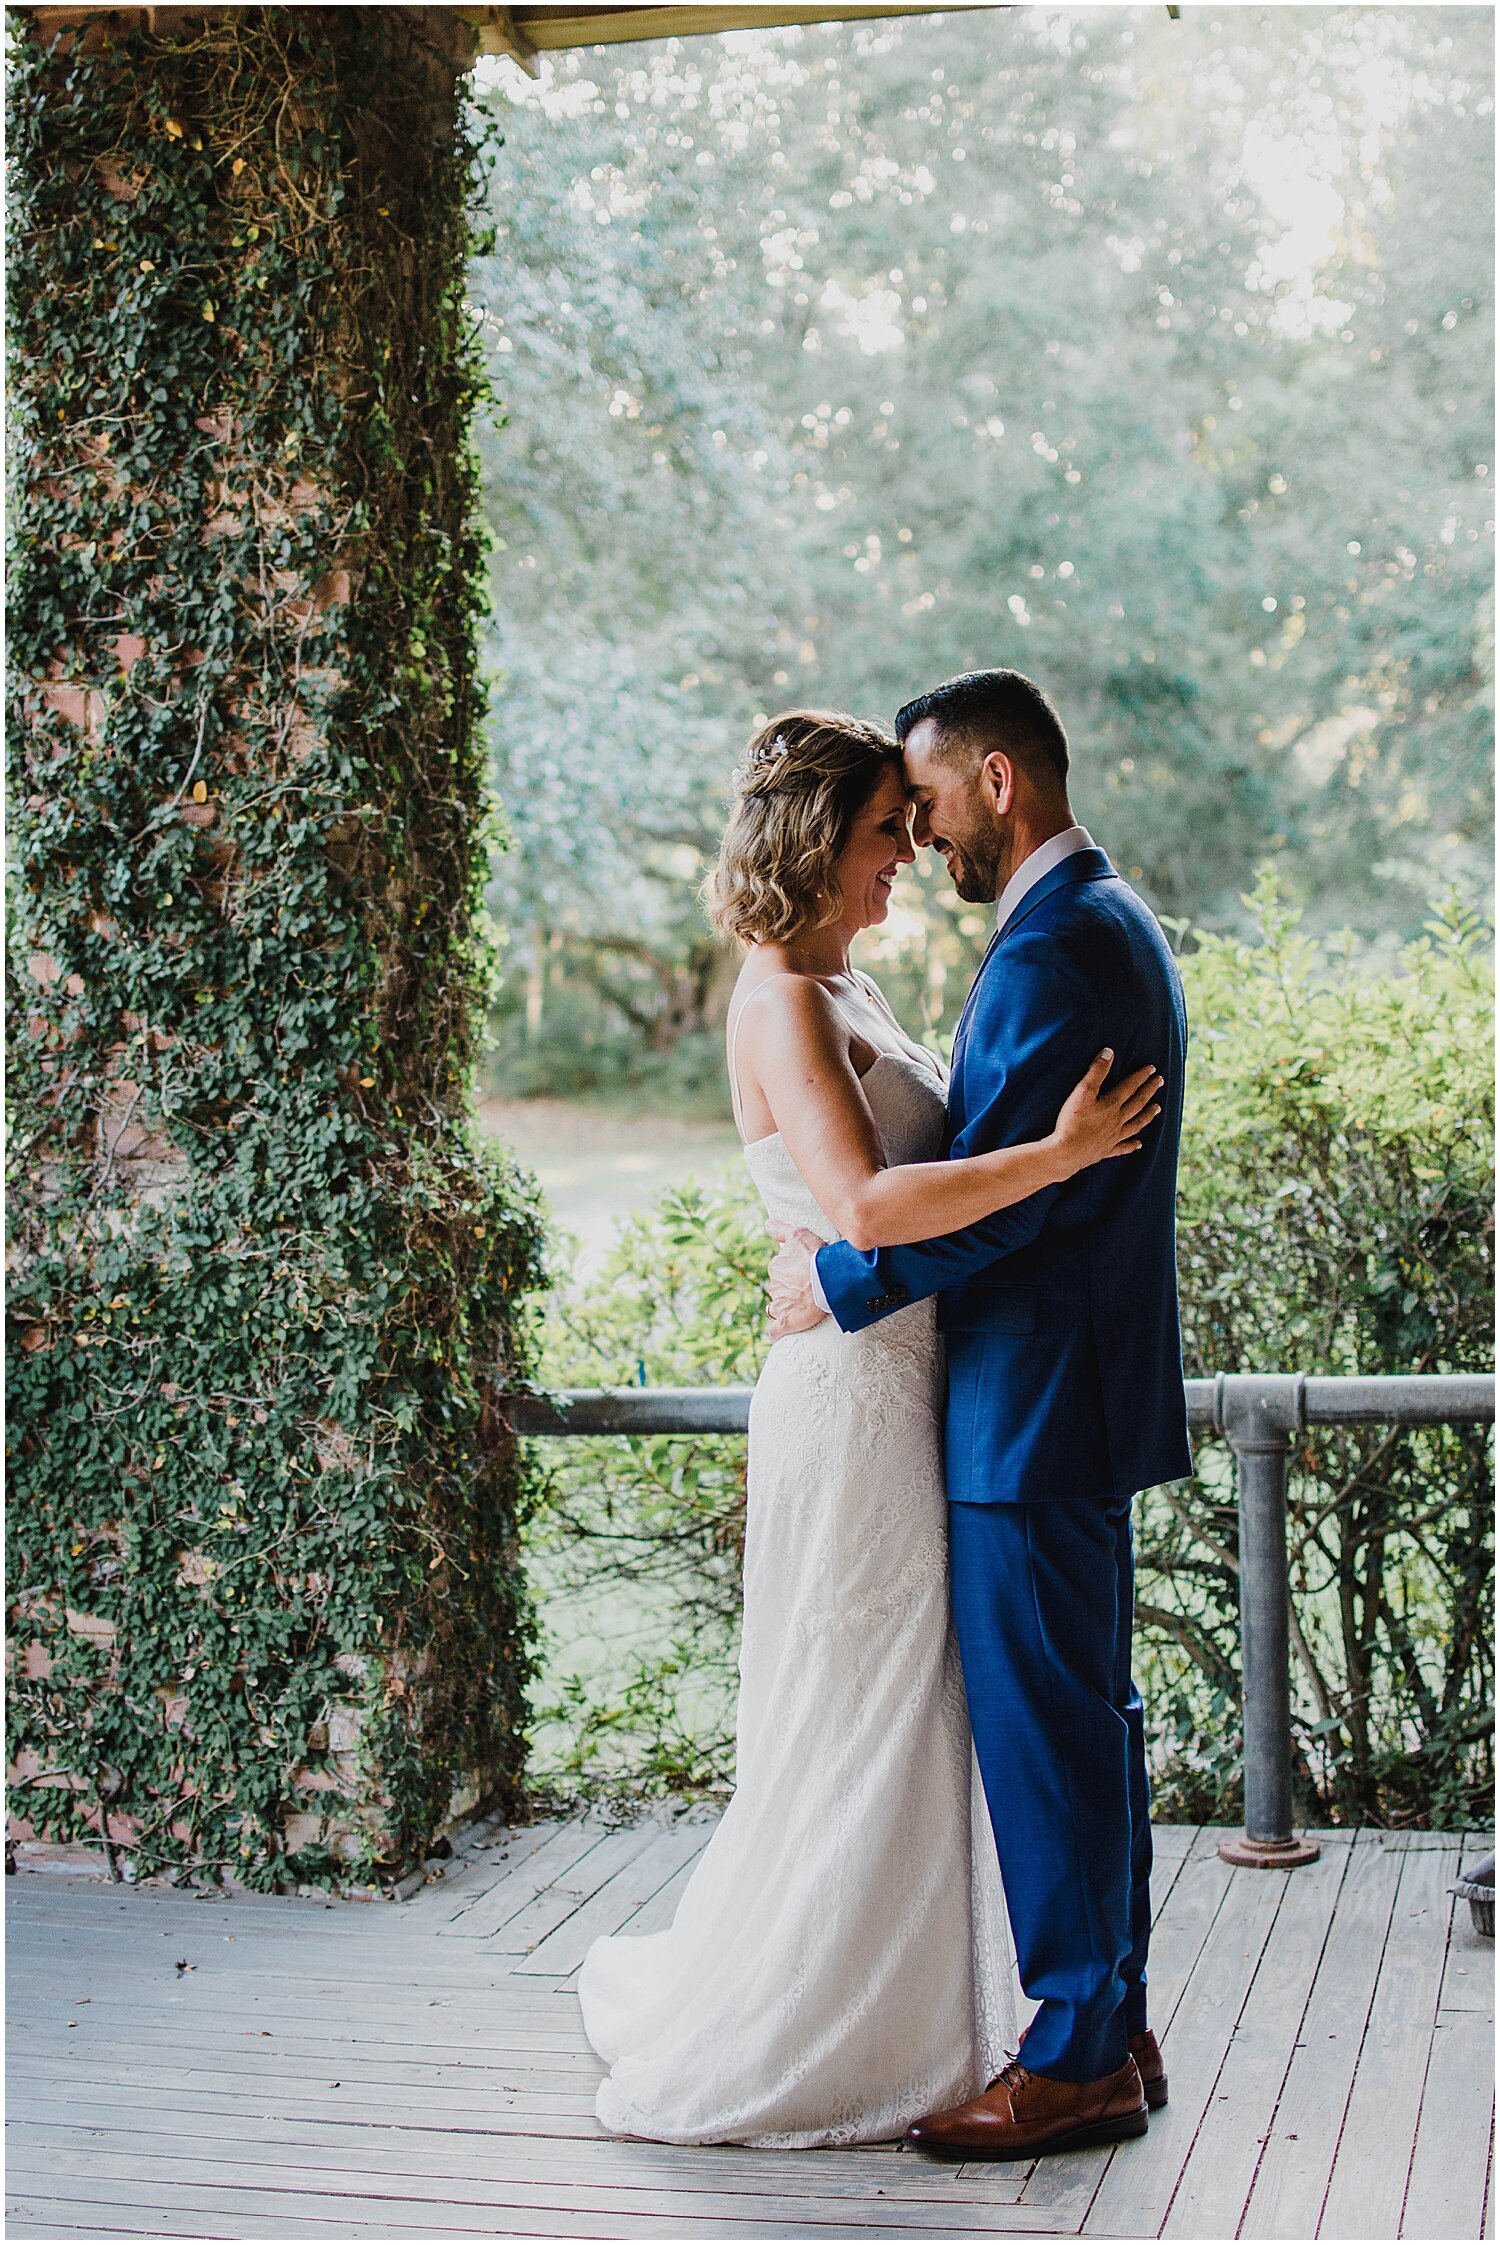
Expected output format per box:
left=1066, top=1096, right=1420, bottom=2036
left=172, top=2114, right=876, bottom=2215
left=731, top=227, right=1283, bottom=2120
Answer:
left=941, top=818, right=1005, bottom=904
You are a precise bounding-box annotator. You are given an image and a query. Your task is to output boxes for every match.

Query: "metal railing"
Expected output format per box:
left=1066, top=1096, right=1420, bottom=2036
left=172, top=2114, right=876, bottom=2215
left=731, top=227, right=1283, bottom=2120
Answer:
left=504, top=1372, right=1495, bottom=1868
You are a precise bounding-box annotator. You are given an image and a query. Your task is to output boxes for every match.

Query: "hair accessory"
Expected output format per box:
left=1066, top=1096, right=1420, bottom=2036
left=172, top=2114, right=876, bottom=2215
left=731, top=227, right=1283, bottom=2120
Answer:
left=732, top=731, right=790, bottom=795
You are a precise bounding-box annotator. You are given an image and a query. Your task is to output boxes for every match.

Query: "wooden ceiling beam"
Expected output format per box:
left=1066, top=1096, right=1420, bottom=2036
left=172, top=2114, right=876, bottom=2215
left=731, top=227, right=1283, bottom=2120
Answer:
left=458, top=6, right=950, bottom=64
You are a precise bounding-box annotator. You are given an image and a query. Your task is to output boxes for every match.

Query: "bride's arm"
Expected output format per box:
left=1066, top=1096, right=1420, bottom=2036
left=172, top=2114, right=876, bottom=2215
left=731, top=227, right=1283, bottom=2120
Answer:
left=737, top=979, right=1160, bottom=1254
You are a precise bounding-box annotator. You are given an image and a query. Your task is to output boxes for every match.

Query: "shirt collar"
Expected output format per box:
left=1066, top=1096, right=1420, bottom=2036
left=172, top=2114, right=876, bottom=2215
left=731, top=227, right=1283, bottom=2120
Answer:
left=994, top=824, right=1095, bottom=932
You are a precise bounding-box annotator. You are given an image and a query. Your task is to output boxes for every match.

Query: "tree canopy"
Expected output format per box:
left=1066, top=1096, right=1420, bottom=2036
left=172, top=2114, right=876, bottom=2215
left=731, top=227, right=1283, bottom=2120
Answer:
left=470, top=6, right=1492, bottom=1090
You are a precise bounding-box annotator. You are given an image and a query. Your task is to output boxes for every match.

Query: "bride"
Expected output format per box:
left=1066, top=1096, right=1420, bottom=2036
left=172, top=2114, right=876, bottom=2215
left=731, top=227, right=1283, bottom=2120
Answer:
left=577, top=710, right=1161, bottom=2148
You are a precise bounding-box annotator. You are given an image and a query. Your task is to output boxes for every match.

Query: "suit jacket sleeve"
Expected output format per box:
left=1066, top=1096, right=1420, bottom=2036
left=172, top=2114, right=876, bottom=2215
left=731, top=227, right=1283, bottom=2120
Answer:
left=814, top=929, right=1104, bottom=1333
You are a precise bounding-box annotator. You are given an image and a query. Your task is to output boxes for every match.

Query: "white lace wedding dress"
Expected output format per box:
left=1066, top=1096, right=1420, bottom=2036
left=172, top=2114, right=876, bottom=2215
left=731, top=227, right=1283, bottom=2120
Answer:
left=577, top=976, right=1017, bottom=2147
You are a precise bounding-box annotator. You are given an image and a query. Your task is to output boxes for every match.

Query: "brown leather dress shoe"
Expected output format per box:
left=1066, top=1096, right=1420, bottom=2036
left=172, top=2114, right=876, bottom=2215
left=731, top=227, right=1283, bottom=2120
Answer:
left=906, top=2055, right=1149, bottom=2160
left=1130, top=2029, right=1168, bottom=2111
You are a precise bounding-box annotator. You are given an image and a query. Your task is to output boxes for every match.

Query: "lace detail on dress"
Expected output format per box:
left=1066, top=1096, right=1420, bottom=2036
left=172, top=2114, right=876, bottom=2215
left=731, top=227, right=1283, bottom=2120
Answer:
left=577, top=1035, right=1018, bottom=2148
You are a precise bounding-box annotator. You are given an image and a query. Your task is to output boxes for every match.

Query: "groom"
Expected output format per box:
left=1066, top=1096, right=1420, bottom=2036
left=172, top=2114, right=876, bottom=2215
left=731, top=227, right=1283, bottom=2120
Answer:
left=768, top=668, right=1192, bottom=2159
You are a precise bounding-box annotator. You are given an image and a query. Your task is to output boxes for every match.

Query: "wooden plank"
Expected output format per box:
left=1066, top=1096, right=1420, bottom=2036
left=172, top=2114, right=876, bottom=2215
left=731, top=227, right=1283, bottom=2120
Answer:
left=6, top=1885, right=563, bottom=1949
left=420, top=1819, right=581, bottom=1932
left=426, top=1818, right=623, bottom=1946
left=3, top=2150, right=1026, bottom=2230
left=1411, top=1824, right=1494, bottom=2245
left=1010, top=2139, right=1118, bottom=2228
left=481, top=1824, right=675, bottom=1958
left=19, top=1990, right=596, bottom=2063
left=6, top=1823, right=572, bottom=1921
left=7, top=2062, right=610, bottom=2135
left=1149, top=1823, right=1200, bottom=1861
left=1441, top=1906, right=1496, bottom=2014
left=10, top=2015, right=592, bottom=2069
left=0, top=2149, right=1042, bottom=2231
left=10, top=1993, right=597, bottom=2056
left=8, top=2228, right=152, bottom=2241
left=6, top=1927, right=595, bottom=1990
left=6, top=2115, right=1047, bottom=2206
left=8, top=1886, right=382, bottom=1923
left=1084, top=1854, right=1288, bottom=2238
left=1485, top=2126, right=1494, bottom=2239
left=1402, top=2010, right=1495, bottom=2239
left=4, top=2211, right=1080, bottom=2243
left=515, top=1819, right=712, bottom=1978
left=8, top=1947, right=571, bottom=1994
left=405, top=1821, right=572, bottom=1925
left=1140, top=1838, right=1239, bottom=2037
left=1162, top=1839, right=1352, bottom=2237
left=8, top=1971, right=558, bottom=2018
left=6, top=1915, right=582, bottom=1970
left=1149, top=1834, right=1193, bottom=1908
left=1376, top=1831, right=1487, bottom=1852
left=1, top=2121, right=1039, bottom=2208
left=18, top=2033, right=600, bottom=2095
left=1237, top=1836, right=1404, bottom=2240
left=6, top=1901, right=572, bottom=1951
left=609, top=1850, right=699, bottom=1940
left=6, top=1963, right=580, bottom=2013
left=13, top=2053, right=602, bottom=2103
left=6, top=1917, right=587, bottom=1968
left=8, top=2057, right=600, bottom=2125
left=3, top=2167, right=1092, bottom=2238
left=10, top=1981, right=586, bottom=2035
left=5, top=1920, right=415, bottom=1966
left=2, top=2221, right=1082, bottom=2245
left=6, top=1900, right=404, bottom=1937
left=1318, top=1841, right=1466, bottom=2239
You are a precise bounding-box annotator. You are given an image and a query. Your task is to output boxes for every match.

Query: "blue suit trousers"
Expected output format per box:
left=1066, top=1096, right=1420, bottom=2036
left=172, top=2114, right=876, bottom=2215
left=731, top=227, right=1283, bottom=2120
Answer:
left=947, top=1494, right=1152, bottom=2082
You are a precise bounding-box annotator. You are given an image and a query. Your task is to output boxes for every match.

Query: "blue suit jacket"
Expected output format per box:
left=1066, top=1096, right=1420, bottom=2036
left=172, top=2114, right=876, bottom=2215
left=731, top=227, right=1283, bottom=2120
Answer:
left=815, top=849, right=1193, bottom=1504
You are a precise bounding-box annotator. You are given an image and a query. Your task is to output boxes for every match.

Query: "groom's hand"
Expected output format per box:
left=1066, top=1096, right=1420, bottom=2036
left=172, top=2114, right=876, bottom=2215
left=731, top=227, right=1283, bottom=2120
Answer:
left=767, top=1225, right=830, bottom=1339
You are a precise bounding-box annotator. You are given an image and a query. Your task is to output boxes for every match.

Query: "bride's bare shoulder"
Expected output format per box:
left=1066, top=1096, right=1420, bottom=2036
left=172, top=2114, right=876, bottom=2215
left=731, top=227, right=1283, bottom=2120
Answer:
left=731, top=966, right=842, bottom=1035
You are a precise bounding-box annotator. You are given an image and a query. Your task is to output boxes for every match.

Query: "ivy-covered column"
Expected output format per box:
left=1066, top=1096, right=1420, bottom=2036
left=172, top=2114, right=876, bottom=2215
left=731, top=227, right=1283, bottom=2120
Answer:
left=7, top=5, right=544, bottom=1888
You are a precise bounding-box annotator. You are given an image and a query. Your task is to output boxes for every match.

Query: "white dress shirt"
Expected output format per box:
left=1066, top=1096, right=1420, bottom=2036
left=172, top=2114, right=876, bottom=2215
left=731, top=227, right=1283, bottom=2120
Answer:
left=807, top=826, right=1097, bottom=1311
left=993, top=823, right=1094, bottom=931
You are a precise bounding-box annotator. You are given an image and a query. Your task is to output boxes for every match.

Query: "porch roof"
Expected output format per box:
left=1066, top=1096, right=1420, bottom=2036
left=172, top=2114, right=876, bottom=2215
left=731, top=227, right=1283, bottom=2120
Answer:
left=461, top=4, right=952, bottom=74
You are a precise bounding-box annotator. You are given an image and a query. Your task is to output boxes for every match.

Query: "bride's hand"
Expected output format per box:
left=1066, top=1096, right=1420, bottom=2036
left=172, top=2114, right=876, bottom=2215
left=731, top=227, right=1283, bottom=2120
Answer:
left=1049, top=1051, right=1163, bottom=1177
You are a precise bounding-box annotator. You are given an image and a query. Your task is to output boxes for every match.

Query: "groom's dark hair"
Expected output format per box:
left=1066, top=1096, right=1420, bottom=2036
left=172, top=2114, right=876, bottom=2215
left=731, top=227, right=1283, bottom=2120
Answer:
left=895, top=669, right=1070, bottom=790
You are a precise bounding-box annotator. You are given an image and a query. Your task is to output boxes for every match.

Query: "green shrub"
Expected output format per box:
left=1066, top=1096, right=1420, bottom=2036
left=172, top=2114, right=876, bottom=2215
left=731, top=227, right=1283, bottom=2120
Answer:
left=1156, top=878, right=1493, bottom=1826
left=527, top=880, right=1493, bottom=1826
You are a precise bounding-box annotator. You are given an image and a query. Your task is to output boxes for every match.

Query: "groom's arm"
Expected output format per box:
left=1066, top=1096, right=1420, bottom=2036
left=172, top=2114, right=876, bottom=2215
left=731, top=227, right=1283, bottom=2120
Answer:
left=814, top=932, right=1104, bottom=1334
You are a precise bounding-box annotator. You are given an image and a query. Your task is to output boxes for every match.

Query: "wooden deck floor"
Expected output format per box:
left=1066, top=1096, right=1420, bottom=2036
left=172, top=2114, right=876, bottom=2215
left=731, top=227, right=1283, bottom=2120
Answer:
left=7, top=1818, right=1493, bottom=2242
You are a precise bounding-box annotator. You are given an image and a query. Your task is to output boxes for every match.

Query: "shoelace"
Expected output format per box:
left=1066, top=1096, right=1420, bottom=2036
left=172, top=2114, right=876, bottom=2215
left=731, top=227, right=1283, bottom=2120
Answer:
left=990, top=2057, right=1037, bottom=2097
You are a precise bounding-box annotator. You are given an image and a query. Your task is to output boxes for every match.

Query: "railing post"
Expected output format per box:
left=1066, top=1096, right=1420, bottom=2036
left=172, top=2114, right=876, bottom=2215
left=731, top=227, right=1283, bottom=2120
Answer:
left=1217, top=1374, right=1320, bottom=1868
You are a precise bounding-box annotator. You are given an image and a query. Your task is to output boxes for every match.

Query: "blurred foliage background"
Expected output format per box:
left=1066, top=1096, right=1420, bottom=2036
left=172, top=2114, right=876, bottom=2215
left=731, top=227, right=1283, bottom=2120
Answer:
left=469, top=5, right=1492, bottom=1107
left=472, top=8, right=1493, bottom=1822
left=521, top=889, right=1494, bottom=1827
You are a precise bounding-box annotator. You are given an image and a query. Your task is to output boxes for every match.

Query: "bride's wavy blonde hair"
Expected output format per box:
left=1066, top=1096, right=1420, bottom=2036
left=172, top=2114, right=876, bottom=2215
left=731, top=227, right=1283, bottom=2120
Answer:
left=706, top=709, right=902, bottom=946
